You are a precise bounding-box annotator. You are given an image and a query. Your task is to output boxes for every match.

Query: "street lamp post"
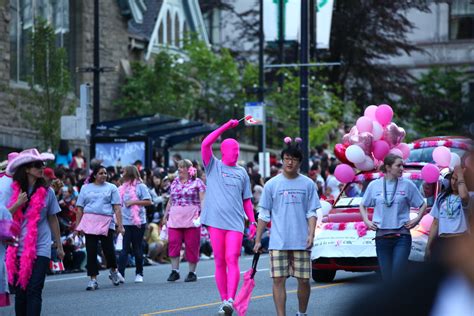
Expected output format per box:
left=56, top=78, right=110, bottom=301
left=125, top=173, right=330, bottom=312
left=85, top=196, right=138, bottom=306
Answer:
left=299, top=0, right=310, bottom=174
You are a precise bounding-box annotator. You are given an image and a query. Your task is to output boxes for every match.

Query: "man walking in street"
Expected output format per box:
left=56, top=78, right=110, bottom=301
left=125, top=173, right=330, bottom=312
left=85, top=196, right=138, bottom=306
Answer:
left=254, top=137, right=320, bottom=316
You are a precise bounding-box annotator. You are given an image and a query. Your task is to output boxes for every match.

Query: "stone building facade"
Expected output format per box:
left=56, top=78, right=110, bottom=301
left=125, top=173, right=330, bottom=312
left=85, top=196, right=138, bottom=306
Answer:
left=0, top=0, right=208, bottom=159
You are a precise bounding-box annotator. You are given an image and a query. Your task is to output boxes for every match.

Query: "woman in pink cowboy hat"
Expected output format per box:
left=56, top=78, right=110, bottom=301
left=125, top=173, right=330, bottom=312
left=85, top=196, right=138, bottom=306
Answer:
left=4, top=148, right=64, bottom=316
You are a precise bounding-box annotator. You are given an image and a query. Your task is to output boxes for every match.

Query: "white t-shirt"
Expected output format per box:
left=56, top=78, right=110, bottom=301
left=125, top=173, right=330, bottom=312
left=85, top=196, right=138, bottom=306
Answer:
left=326, top=175, right=341, bottom=198
left=362, top=177, right=425, bottom=229
left=258, top=174, right=320, bottom=250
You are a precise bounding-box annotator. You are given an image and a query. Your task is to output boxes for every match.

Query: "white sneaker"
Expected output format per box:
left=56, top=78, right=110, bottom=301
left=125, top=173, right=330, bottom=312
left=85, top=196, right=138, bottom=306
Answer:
left=217, top=300, right=227, bottom=315
left=117, top=271, right=125, bottom=283
left=86, top=279, right=98, bottom=291
left=135, top=274, right=143, bottom=283
left=223, top=299, right=234, bottom=315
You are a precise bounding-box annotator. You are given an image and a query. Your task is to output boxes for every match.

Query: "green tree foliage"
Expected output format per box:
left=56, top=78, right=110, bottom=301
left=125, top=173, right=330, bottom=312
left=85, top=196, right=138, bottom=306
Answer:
left=263, top=69, right=356, bottom=147
left=321, top=1, right=430, bottom=111
left=15, top=18, right=73, bottom=150
left=118, top=38, right=241, bottom=123
left=410, top=67, right=471, bottom=137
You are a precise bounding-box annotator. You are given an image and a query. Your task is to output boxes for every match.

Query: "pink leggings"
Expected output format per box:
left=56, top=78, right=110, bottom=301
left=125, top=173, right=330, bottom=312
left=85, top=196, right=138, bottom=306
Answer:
left=208, top=227, right=243, bottom=301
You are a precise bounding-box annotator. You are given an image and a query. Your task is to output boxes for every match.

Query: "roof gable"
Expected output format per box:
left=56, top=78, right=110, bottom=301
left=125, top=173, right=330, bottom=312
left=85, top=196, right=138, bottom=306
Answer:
left=123, top=0, right=209, bottom=59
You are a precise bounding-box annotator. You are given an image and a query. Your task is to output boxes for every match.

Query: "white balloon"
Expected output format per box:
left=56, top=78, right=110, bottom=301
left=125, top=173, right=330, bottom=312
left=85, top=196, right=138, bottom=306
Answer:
left=346, top=145, right=366, bottom=164
left=450, top=153, right=461, bottom=169
left=355, top=156, right=375, bottom=171
left=319, top=200, right=332, bottom=217
left=372, top=121, right=383, bottom=141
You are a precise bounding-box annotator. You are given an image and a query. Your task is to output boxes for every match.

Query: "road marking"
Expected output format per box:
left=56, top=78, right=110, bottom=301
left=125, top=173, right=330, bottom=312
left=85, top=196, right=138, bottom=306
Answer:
left=45, top=275, right=88, bottom=283
left=142, top=282, right=346, bottom=315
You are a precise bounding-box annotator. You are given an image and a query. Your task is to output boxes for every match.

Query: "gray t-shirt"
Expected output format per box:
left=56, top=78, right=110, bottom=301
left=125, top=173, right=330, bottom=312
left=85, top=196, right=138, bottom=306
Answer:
left=76, top=182, right=120, bottom=230
left=258, top=174, right=320, bottom=250
left=0, top=176, right=13, bottom=208
left=362, top=177, right=425, bottom=229
left=120, top=183, right=151, bottom=226
left=18, top=188, right=60, bottom=258
left=430, top=192, right=474, bottom=236
left=201, top=156, right=253, bottom=232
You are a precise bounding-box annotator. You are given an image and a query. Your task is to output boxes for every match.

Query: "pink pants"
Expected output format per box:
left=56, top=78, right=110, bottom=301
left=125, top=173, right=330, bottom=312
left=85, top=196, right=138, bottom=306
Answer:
left=208, top=226, right=243, bottom=301
left=168, top=227, right=201, bottom=263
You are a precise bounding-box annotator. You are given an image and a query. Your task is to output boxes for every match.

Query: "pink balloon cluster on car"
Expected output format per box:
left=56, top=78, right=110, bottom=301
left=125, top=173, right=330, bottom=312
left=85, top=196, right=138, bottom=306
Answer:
left=421, top=145, right=462, bottom=183
left=333, top=104, right=409, bottom=183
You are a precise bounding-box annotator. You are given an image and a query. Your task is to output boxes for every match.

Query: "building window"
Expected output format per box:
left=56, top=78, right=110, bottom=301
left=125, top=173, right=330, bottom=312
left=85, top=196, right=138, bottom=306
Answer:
left=175, top=13, right=180, bottom=47
left=9, top=0, right=74, bottom=83
left=450, top=0, right=474, bottom=40
left=166, top=11, right=172, bottom=46
left=158, top=22, right=163, bottom=44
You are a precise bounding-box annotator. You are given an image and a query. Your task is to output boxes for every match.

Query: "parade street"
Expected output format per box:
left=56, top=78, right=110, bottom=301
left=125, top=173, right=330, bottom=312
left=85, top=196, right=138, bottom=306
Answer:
left=1, top=254, right=378, bottom=316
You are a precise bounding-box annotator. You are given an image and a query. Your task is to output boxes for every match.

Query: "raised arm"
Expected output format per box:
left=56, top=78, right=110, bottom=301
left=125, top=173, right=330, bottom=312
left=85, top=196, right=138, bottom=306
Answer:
left=201, top=119, right=239, bottom=166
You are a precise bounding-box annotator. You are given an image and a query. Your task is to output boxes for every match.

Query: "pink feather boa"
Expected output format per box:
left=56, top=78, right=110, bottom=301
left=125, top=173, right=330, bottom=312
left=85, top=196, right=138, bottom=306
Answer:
left=119, top=180, right=142, bottom=226
left=322, top=221, right=368, bottom=237
left=6, top=182, right=47, bottom=289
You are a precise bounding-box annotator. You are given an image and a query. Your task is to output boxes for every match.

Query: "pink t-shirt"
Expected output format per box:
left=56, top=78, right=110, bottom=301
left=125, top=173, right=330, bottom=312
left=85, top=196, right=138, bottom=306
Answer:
left=170, top=178, right=206, bottom=206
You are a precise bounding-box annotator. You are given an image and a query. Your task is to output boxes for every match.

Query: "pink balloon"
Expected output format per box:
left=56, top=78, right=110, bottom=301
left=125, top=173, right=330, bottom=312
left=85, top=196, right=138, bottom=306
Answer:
left=432, top=146, right=451, bottom=167
left=373, top=140, right=390, bottom=160
left=356, top=116, right=373, bottom=133
left=350, top=132, right=374, bottom=155
left=421, top=164, right=440, bottom=184
left=418, top=214, right=434, bottom=235
left=372, top=121, right=383, bottom=140
left=364, top=105, right=378, bottom=120
left=342, top=126, right=358, bottom=146
left=382, top=122, right=406, bottom=147
left=334, top=164, right=356, bottom=184
left=396, top=143, right=411, bottom=160
left=375, top=104, right=393, bottom=126
left=389, top=148, right=403, bottom=158
left=355, top=156, right=375, bottom=171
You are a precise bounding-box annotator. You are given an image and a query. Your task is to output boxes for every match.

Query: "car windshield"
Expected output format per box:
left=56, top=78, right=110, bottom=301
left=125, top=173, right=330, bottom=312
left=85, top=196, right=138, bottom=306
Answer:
left=335, top=177, right=436, bottom=208
left=407, top=147, right=467, bottom=163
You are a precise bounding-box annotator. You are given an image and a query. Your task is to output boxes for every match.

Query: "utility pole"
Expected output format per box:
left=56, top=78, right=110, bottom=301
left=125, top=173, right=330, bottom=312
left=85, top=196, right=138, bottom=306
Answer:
left=259, top=0, right=267, bottom=178
left=299, top=0, right=310, bottom=174
left=278, top=0, right=285, bottom=89
left=309, top=0, right=316, bottom=60
left=93, top=0, right=100, bottom=124
left=77, top=0, right=115, bottom=126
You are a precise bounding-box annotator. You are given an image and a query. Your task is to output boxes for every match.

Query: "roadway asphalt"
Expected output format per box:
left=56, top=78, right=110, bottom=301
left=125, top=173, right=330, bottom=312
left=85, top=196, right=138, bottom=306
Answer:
left=0, top=254, right=380, bottom=316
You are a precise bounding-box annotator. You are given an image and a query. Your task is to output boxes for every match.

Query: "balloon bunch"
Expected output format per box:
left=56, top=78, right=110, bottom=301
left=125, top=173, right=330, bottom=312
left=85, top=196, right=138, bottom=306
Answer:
left=421, top=146, right=462, bottom=183
left=334, top=104, right=409, bottom=183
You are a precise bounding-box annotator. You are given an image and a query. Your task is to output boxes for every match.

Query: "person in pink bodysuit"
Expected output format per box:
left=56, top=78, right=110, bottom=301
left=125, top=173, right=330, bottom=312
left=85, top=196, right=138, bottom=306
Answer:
left=201, top=119, right=257, bottom=315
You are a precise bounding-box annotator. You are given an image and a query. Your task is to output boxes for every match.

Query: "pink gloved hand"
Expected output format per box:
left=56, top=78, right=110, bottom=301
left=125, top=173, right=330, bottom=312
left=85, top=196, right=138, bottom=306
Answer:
left=247, top=223, right=257, bottom=239
left=226, top=119, right=239, bottom=129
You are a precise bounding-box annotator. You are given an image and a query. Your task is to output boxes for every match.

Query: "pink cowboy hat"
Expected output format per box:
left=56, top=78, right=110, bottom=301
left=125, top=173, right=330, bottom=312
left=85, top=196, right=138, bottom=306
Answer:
left=2, top=152, right=19, bottom=176
left=6, top=149, right=55, bottom=175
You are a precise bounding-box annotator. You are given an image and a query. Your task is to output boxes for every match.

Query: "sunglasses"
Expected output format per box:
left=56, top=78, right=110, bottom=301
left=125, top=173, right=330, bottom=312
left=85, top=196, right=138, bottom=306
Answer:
left=30, top=161, right=45, bottom=169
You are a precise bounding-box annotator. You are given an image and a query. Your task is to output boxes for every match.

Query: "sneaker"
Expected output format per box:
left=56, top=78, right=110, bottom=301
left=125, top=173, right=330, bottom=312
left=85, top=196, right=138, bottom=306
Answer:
left=184, top=272, right=197, bottom=282
left=167, top=270, right=180, bottom=282
left=117, top=271, right=125, bottom=284
left=109, top=270, right=121, bottom=286
left=223, top=299, right=233, bottom=315
left=217, top=300, right=227, bottom=315
left=135, top=274, right=144, bottom=283
left=86, top=279, right=98, bottom=291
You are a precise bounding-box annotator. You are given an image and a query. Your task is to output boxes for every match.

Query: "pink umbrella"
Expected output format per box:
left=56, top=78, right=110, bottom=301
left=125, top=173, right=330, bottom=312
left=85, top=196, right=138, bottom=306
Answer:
left=234, top=253, right=260, bottom=316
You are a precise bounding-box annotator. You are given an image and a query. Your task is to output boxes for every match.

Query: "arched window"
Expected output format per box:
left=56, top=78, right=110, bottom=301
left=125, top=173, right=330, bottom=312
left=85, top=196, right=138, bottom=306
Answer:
left=175, top=13, right=180, bottom=47
left=166, top=11, right=172, bottom=45
left=158, top=22, right=163, bottom=44
left=183, top=21, right=188, bottom=42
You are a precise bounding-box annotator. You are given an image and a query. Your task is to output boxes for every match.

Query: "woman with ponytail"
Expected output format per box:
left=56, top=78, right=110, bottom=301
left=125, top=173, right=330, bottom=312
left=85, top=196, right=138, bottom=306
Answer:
left=5, top=148, right=63, bottom=315
left=118, top=165, right=151, bottom=283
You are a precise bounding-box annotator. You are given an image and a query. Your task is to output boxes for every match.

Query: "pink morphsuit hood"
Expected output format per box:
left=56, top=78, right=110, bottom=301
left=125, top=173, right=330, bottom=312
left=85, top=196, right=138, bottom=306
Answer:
left=221, top=138, right=240, bottom=166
